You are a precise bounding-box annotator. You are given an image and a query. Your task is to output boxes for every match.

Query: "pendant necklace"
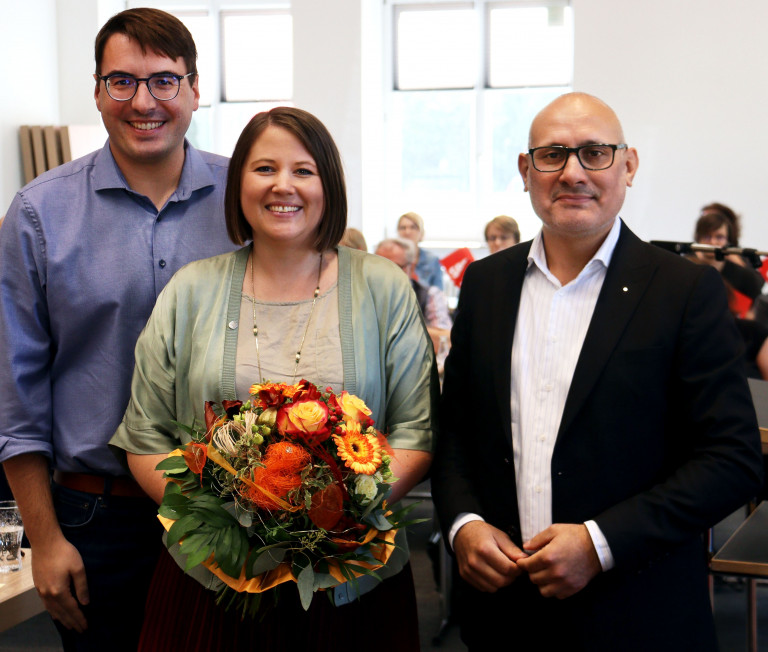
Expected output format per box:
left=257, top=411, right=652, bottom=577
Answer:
left=251, top=250, right=323, bottom=383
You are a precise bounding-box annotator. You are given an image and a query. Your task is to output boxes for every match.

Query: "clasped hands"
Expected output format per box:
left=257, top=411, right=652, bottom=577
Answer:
left=453, top=520, right=601, bottom=599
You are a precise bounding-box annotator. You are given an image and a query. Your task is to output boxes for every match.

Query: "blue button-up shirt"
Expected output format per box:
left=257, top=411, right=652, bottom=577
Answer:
left=0, top=141, right=238, bottom=475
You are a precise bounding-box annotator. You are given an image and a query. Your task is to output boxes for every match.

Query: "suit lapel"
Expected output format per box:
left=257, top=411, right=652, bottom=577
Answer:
left=557, top=224, right=658, bottom=438
left=490, top=243, right=531, bottom=445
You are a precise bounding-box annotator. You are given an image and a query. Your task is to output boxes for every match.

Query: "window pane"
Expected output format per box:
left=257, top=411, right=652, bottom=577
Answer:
left=488, top=87, right=564, bottom=192
left=488, top=6, right=573, bottom=87
left=222, top=13, right=292, bottom=101
left=396, top=8, right=477, bottom=90
left=176, top=13, right=214, bottom=106
left=396, top=91, right=472, bottom=193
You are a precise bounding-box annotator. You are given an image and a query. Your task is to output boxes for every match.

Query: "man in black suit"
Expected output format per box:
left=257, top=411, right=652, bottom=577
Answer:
left=431, top=93, right=764, bottom=651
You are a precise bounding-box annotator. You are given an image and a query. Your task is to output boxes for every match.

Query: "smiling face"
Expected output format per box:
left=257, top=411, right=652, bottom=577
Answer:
left=518, top=94, right=638, bottom=246
left=95, top=33, right=199, bottom=174
left=240, top=125, right=325, bottom=250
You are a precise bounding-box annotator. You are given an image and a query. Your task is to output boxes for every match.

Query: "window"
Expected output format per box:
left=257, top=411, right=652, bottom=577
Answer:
left=150, top=2, right=294, bottom=157
left=386, top=1, right=573, bottom=245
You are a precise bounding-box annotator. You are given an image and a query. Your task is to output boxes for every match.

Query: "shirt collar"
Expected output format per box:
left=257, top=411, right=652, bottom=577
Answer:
left=528, top=216, right=622, bottom=279
left=92, top=139, right=217, bottom=201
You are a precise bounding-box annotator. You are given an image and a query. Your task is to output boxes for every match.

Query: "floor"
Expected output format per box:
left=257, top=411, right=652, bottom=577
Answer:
left=1, top=502, right=766, bottom=652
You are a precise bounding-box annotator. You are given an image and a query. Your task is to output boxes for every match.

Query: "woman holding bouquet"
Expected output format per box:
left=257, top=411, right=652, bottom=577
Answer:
left=109, top=107, right=437, bottom=650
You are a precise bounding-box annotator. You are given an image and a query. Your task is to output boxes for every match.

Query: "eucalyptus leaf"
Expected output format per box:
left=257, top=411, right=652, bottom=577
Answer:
left=250, top=546, right=287, bottom=576
left=297, top=563, right=315, bottom=611
left=312, top=570, right=340, bottom=590
left=363, top=509, right=394, bottom=531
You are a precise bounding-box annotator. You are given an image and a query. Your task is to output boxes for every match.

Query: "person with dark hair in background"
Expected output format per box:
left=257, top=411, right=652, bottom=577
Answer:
left=109, top=107, right=437, bottom=650
left=0, top=9, right=237, bottom=650
left=432, top=92, right=763, bottom=651
left=693, top=202, right=764, bottom=316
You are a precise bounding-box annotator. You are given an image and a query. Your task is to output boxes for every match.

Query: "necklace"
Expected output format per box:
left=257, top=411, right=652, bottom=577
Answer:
left=250, top=250, right=324, bottom=383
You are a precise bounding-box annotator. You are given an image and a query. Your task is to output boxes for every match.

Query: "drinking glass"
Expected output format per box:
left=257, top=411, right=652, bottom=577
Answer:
left=0, top=500, right=23, bottom=572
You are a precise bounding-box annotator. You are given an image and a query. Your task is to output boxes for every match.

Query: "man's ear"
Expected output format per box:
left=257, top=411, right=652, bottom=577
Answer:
left=518, top=152, right=530, bottom=192
left=624, top=147, right=639, bottom=188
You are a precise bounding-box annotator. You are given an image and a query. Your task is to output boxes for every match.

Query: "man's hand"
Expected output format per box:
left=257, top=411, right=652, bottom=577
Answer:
left=516, top=523, right=601, bottom=599
left=32, top=536, right=89, bottom=632
left=453, top=521, right=528, bottom=593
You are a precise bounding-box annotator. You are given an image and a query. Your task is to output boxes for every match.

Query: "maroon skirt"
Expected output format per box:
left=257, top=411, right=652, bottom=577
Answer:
left=138, top=548, right=421, bottom=651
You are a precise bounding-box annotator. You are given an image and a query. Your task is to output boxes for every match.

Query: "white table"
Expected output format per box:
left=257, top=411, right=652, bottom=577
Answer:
left=0, top=549, right=45, bottom=632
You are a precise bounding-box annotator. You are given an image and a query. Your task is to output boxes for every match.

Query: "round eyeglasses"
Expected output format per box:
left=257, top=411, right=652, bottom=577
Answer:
left=97, top=73, right=195, bottom=102
left=528, top=144, right=628, bottom=172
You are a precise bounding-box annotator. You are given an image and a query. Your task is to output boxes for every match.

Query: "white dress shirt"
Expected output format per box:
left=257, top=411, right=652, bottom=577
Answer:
left=450, top=217, right=622, bottom=571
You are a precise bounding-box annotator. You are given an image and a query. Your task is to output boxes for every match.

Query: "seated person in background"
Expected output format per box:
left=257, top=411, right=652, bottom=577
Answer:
left=484, top=215, right=520, bottom=254
left=693, top=203, right=764, bottom=316
left=397, top=211, right=444, bottom=289
left=375, top=237, right=452, bottom=355
left=340, top=226, right=367, bottom=251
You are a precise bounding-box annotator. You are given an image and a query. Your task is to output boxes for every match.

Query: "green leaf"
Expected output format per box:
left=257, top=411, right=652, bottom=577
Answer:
left=167, top=514, right=203, bottom=548
left=182, top=532, right=215, bottom=570
left=250, top=546, right=288, bottom=576
left=189, top=503, right=236, bottom=529
left=297, top=563, right=315, bottom=611
left=158, top=502, right=189, bottom=519
left=363, top=509, right=394, bottom=531
left=155, top=456, right=190, bottom=472
left=164, top=482, right=182, bottom=496
left=312, top=570, right=340, bottom=590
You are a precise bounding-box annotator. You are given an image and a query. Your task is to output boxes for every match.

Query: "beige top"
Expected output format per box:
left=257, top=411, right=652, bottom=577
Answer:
left=236, top=284, right=343, bottom=398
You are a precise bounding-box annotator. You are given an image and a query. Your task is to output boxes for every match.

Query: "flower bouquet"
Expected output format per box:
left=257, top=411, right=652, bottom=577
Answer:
left=155, top=379, right=414, bottom=617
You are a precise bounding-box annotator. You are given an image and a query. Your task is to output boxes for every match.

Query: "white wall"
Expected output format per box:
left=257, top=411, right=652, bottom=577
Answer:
left=0, top=0, right=60, bottom=212
left=572, top=0, right=768, bottom=248
left=3, top=0, right=768, bottom=252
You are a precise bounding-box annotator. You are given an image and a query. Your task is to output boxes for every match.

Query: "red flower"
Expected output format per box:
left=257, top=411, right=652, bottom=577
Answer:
left=249, top=383, right=295, bottom=409
left=292, top=379, right=322, bottom=402
left=182, top=442, right=208, bottom=485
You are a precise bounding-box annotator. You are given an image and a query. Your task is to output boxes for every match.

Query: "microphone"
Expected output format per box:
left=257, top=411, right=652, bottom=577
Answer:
left=650, top=241, right=766, bottom=268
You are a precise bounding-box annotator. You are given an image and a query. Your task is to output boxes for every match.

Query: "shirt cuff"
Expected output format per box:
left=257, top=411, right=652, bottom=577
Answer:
left=448, top=513, right=485, bottom=550
left=584, top=519, right=615, bottom=571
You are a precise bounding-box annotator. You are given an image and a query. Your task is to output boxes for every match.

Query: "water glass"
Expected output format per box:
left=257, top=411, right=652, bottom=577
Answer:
left=0, top=500, right=23, bottom=573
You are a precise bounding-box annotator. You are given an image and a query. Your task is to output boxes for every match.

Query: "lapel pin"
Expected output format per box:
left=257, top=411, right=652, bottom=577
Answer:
left=622, top=286, right=629, bottom=292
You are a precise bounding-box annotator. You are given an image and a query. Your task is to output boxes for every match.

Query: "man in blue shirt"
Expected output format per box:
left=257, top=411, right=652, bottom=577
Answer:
left=0, top=9, right=237, bottom=651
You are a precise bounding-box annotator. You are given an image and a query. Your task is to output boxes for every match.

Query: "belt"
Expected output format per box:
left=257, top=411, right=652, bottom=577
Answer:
left=53, top=471, right=148, bottom=498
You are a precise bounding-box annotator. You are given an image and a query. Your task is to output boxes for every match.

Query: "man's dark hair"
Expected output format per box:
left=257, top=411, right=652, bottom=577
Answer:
left=95, top=8, right=197, bottom=77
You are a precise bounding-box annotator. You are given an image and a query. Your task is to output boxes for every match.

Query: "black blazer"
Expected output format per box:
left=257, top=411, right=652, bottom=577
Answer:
left=432, top=223, right=764, bottom=651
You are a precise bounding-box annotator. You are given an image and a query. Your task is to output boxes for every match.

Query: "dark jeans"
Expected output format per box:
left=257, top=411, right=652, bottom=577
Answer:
left=52, top=483, right=162, bottom=652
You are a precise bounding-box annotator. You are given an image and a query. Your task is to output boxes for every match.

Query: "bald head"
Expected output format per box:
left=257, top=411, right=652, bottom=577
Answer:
left=517, top=92, right=639, bottom=260
left=528, top=93, right=625, bottom=148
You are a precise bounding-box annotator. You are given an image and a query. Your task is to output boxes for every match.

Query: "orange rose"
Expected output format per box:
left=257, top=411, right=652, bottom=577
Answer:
left=338, top=391, right=373, bottom=427
left=276, top=399, right=330, bottom=443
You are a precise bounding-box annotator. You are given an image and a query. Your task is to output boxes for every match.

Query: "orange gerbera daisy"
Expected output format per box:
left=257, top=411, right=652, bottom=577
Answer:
left=332, top=424, right=382, bottom=475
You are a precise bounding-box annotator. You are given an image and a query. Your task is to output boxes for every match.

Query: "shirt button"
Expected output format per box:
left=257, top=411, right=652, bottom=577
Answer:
left=535, top=486, right=543, bottom=494
left=543, top=383, right=553, bottom=392
left=158, top=259, right=166, bottom=268
left=228, top=321, right=238, bottom=330
left=538, top=435, right=546, bottom=442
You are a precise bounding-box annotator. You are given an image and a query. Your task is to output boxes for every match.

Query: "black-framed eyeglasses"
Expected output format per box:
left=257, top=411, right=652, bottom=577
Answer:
left=528, top=144, right=628, bottom=172
left=97, top=73, right=195, bottom=102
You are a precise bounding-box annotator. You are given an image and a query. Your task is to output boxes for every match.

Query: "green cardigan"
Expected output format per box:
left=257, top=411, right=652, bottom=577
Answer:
left=110, top=244, right=438, bottom=600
